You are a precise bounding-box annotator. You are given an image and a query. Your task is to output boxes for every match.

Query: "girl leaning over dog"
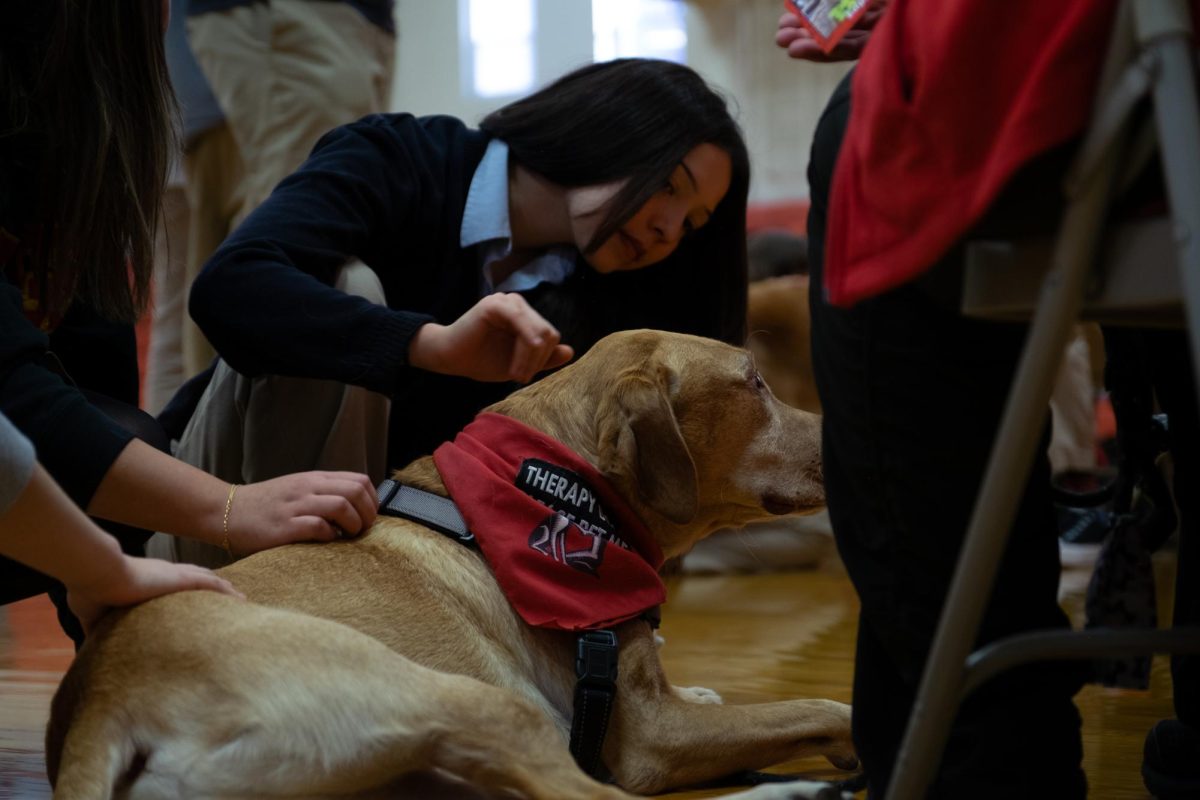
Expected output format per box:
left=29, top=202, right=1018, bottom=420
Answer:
left=166, top=57, right=751, bottom=570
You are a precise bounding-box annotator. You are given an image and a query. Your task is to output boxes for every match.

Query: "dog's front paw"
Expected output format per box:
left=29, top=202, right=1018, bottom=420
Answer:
left=819, top=701, right=857, bottom=771
left=672, top=685, right=724, bottom=704
left=826, top=748, right=859, bottom=772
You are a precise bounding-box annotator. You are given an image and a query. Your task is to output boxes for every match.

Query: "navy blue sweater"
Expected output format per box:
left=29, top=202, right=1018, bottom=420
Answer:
left=0, top=279, right=134, bottom=507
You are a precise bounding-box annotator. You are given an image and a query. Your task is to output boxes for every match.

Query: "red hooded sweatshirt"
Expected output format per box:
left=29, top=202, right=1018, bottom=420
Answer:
left=824, top=1, right=1149, bottom=306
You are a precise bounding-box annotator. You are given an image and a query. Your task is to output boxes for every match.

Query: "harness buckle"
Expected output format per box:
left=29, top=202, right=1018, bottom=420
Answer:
left=575, top=629, right=619, bottom=686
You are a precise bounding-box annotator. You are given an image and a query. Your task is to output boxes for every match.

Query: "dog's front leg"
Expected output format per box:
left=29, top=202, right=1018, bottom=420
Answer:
left=600, top=624, right=856, bottom=795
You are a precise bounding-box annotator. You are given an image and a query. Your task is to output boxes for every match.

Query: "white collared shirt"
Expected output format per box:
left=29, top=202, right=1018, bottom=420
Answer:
left=460, top=139, right=578, bottom=295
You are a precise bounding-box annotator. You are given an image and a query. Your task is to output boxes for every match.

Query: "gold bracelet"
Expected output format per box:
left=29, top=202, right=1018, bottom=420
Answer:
left=222, top=483, right=241, bottom=557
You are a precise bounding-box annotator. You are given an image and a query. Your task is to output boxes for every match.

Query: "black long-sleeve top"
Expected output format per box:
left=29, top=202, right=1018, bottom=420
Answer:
left=0, top=278, right=134, bottom=507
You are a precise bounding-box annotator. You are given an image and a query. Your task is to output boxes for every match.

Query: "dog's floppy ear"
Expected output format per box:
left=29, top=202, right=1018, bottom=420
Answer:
left=598, top=371, right=699, bottom=525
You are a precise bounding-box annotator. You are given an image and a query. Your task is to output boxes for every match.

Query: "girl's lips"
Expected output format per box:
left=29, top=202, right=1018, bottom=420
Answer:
left=619, top=230, right=645, bottom=262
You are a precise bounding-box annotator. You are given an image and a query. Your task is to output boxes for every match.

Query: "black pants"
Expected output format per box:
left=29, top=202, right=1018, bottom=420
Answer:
left=1157, top=331, right=1200, bottom=730
left=807, top=74, right=1089, bottom=798
left=1104, top=327, right=1200, bottom=727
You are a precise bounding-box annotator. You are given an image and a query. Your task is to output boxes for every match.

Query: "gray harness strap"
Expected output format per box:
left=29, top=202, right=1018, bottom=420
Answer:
left=376, top=479, right=474, bottom=545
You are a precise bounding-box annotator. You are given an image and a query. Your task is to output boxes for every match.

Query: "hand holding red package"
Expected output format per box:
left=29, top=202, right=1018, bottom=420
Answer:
left=777, top=0, right=887, bottom=62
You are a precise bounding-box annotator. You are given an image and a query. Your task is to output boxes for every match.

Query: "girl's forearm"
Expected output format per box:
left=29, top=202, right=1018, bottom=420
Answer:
left=86, top=439, right=229, bottom=547
left=0, top=463, right=128, bottom=588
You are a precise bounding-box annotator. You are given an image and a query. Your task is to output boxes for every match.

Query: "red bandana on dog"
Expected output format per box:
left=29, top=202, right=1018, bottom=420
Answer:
left=432, top=413, right=665, bottom=631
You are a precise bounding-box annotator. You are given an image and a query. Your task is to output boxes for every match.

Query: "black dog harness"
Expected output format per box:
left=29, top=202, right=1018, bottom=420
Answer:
left=376, top=479, right=624, bottom=780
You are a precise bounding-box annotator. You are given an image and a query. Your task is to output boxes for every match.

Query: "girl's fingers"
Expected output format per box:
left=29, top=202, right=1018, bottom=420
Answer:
left=495, top=295, right=559, bottom=381
left=319, top=477, right=377, bottom=531
left=188, top=570, right=245, bottom=599
left=289, top=515, right=342, bottom=543
left=298, top=494, right=364, bottom=536
left=545, top=344, right=574, bottom=372
left=505, top=295, right=560, bottom=349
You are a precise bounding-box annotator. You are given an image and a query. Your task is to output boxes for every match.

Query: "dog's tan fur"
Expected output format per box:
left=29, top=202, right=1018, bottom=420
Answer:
left=45, top=330, right=854, bottom=800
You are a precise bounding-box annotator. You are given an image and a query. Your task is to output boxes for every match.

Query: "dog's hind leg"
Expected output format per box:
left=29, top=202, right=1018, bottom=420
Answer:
left=72, top=601, right=629, bottom=800
left=135, top=669, right=633, bottom=800
left=220, top=662, right=637, bottom=800
left=410, top=680, right=634, bottom=800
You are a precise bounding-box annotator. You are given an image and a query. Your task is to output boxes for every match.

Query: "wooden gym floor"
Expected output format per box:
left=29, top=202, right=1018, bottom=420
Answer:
left=0, top=553, right=1177, bottom=799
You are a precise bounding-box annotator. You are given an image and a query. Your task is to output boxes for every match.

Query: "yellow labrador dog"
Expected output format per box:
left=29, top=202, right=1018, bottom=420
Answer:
left=46, top=330, right=855, bottom=800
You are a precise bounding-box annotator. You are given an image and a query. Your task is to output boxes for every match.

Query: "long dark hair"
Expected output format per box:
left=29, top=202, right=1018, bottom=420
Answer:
left=481, top=59, right=749, bottom=346
left=0, top=1, right=175, bottom=323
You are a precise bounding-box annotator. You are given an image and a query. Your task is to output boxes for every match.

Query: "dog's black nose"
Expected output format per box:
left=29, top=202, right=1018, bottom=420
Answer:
left=761, top=494, right=799, bottom=515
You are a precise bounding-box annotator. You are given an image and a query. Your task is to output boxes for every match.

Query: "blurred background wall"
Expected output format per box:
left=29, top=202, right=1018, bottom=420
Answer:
left=390, top=0, right=851, bottom=206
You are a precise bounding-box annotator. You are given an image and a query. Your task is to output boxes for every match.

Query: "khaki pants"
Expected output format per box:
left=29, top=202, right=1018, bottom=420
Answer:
left=147, top=264, right=392, bottom=568
left=144, top=184, right=192, bottom=414
left=1048, top=329, right=1098, bottom=475
left=179, top=0, right=395, bottom=377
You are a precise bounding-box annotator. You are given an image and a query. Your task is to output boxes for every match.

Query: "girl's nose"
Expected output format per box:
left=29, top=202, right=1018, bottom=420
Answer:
left=650, top=204, right=685, bottom=245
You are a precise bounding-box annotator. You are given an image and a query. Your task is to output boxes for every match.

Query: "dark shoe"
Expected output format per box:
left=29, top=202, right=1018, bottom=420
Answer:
left=1143, top=719, right=1200, bottom=799
left=1058, top=506, right=1113, bottom=545
left=1057, top=506, right=1112, bottom=568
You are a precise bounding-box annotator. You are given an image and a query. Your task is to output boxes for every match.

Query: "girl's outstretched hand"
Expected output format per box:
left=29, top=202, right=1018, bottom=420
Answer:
left=227, top=471, right=378, bottom=556
left=407, top=293, right=574, bottom=384
left=68, top=557, right=244, bottom=634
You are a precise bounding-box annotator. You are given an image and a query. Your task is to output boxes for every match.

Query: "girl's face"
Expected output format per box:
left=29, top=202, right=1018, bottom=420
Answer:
left=567, top=143, right=733, bottom=274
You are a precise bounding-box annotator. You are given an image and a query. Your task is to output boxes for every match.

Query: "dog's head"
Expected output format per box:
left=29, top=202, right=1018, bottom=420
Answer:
left=490, top=329, right=824, bottom=559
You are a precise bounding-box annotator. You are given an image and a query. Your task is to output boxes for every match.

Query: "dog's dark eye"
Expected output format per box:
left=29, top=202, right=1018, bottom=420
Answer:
left=752, top=371, right=766, bottom=391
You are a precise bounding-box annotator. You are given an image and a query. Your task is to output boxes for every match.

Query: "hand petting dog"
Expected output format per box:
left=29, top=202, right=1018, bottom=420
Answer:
left=222, top=471, right=378, bottom=557
left=408, top=292, right=574, bottom=384
left=68, top=557, right=242, bottom=634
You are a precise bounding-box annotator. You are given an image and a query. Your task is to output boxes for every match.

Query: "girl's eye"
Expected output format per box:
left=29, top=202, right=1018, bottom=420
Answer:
left=662, top=180, right=676, bottom=196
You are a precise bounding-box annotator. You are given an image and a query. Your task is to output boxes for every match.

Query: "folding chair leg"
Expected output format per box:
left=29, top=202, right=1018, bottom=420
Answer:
left=1139, top=1, right=1200, bottom=395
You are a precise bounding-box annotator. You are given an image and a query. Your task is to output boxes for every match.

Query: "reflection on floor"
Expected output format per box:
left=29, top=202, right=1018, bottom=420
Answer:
left=0, top=598, right=74, bottom=800
left=0, top=555, right=1178, bottom=799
